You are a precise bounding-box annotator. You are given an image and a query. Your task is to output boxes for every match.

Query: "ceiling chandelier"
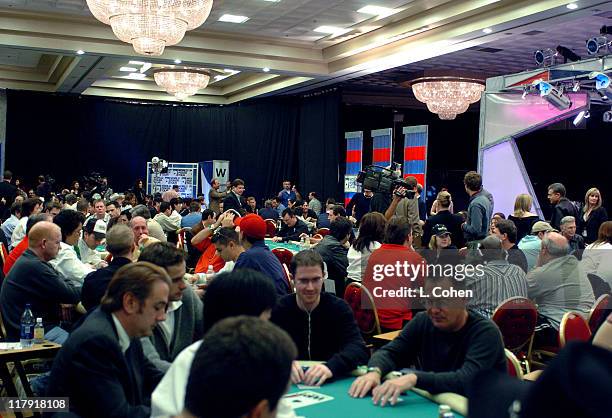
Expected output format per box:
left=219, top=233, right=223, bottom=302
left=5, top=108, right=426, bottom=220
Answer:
left=86, top=0, right=214, bottom=56
left=153, top=68, right=211, bottom=100
left=408, top=76, right=485, bottom=120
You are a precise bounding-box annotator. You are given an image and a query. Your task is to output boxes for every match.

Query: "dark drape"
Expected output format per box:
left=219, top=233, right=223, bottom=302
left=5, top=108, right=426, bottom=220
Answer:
left=5, top=90, right=341, bottom=202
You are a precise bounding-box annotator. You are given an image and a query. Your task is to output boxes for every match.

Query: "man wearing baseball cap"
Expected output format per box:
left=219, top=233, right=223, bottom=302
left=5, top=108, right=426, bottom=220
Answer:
left=78, top=217, right=108, bottom=268
left=517, top=221, right=555, bottom=271
left=234, top=214, right=289, bottom=296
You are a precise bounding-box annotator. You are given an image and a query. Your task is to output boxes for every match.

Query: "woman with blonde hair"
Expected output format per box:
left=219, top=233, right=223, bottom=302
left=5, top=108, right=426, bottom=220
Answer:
left=508, top=194, right=540, bottom=243
left=579, top=187, right=608, bottom=244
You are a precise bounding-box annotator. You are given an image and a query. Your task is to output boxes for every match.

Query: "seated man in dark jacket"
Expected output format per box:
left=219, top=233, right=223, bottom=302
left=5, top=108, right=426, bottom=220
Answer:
left=273, top=208, right=310, bottom=243
left=47, top=262, right=169, bottom=417
left=313, top=217, right=351, bottom=296
left=82, top=224, right=135, bottom=311
left=349, top=273, right=506, bottom=404
left=272, top=250, right=369, bottom=386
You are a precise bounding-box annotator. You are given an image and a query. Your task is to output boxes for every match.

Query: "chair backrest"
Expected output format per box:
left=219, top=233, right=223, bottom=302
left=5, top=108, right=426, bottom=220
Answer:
left=281, top=263, right=294, bottom=293
left=559, top=311, right=592, bottom=347
left=491, top=297, right=538, bottom=352
left=271, top=248, right=293, bottom=266
left=265, top=219, right=277, bottom=238
left=312, top=233, right=323, bottom=240
left=587, top=273, right=612, bottom=298
left=505, top=348, right=524, bottom=380
left=343, top=282, right=381, bottom=336
left=588, top=294, right=611, bottom=333
left=316, top=228, right=330, bottom=237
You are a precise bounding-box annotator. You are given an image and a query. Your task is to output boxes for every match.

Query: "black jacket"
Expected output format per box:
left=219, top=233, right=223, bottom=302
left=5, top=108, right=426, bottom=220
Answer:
left=550, top=198, right=578, bottom=231
left=422, top=210, right=465, bottom=248
left=222, top=192, right=247, bottom=215
left=508, top=215, right=540, bottom=244
left=579, top=206, right=608, bottom=244
left=0, top=180, right=17, bottom=220
left=81, top=257, right=132, bottom=311
left=313, top=236, right=348, bottom=296
left=47, top=308, right=163, bottom=417
left=0, top=249, right=81, bottom=341
left=368, top=310, right=506, bottom=396
left=278, top=219, right=310, bottom=242
left=346, top=193, right=372, bottom=224
left=271, top=293, right=369, bottom=377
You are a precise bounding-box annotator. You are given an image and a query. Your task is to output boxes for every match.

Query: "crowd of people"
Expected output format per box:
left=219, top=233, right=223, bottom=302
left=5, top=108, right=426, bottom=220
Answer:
left=0, top=168, right=610, bottom=418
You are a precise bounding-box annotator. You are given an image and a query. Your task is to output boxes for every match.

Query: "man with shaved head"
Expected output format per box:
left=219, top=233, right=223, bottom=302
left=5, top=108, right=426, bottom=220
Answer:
left=527, top=231, right=595, bottom=347
left=0, top=221, right=80, bottom=342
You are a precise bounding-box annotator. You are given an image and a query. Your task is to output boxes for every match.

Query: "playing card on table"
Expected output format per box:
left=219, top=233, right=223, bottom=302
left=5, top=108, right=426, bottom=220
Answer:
left=283, top=391, right=334, bottom=409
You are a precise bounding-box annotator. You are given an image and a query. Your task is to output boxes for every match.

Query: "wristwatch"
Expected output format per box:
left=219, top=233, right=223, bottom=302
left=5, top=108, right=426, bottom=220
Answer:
left=367, top=366, right=382, bottom=375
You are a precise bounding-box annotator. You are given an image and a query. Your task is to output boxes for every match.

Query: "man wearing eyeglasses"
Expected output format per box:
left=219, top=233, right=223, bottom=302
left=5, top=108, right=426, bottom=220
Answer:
left=349, top=273, right=506, bottom=404
left=271, top=250, right=369, bottom=386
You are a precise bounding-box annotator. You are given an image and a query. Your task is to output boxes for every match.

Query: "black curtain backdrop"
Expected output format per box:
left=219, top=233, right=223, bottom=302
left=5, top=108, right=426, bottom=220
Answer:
left=5, top=90, right=341, bottom=203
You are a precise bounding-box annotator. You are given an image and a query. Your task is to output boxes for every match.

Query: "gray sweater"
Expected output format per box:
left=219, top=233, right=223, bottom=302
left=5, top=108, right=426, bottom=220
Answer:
left=462, top=189, right=494, bottom=242
left=141, top=286, right=203, bottom=372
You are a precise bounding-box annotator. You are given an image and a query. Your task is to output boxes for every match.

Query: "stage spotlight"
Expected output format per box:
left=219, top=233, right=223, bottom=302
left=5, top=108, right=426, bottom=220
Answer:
left=573, top=110, right=590, bottom=126
left=586, top=36, right=610, bottom=55
left=601, top=25, right=612, bottom=35
left=556, top=45, right=581, bottom=62
left=534, top=48, right=555, bottom=66
left=572, top=81, right=580, bottom=92
left=603, top=109, right=612, bottom=122
left=522, top=87, right=529, bottom=99
left=588, top=71, right=612, bottom=100
left=536, top=81, right=572, bottom=110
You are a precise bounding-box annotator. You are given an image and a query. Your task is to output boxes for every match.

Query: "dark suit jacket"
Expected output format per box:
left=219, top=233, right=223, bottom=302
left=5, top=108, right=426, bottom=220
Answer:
left=223, top=191, right=247, bottom=215
left=579, top=206, right=608, bottom=244
left=0, top=180, right=17, bottom=220
left=81, top=257, right=132, bottom=311
left=47, top=308, right=163, bottom=418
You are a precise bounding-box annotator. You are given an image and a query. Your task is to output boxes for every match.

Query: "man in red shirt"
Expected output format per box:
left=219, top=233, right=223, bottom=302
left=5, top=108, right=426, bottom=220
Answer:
left=3, top=213, right=51, bottom=275
left=364, top=217, right=426, bottom=332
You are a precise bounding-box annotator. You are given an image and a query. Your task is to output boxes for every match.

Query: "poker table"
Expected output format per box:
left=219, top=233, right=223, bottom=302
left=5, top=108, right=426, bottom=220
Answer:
left=264, top=239, right=301, bottom=254
left=287, top=363, right=466, bottom=418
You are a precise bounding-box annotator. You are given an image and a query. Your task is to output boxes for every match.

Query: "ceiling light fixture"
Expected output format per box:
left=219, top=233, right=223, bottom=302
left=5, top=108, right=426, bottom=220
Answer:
left=534, top=80, right=572, bottom=110
left=482, top=28, right=492, bottom=34
left=85, top=0, right=214, bottom=56
left=174, top=59, right=182, bottom=64
left=314, top=26, right=350, bottom=36
left=566, top=3, right=578, bottom=9
left=218, top=14, right=249, bottom=23
left=357, top=5, right=398, bottom=18
left=76, top=50, right=85, bottom=55
left=408, top=76, right=485, bottom=120
left=153, top=68, right=211, bottom=101
left=262, top=67, right=270, bottom=72
left=119, top=66, right=138, bottom=72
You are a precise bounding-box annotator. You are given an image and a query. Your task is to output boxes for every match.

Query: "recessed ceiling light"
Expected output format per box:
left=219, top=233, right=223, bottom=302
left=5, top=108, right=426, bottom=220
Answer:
left=566, top=3, right=578, bottom=9
left=314, top=26, right=350, bottom=36
left=262, top=67, right=270, bottom=72
left=174, top=59, right=182, bottom=64
left=126, top=73, right=147, bottom=80
left=219, top=14, right=249, bottom=23
left=76, top=50, right=85, bottom=55
left=129, top=60, right=146, bottom=65
left=262, top=0, right=281, bottom=2
left=119, top=66, right=138, bottom=72
left=483, top=28, right=493, bottom=34
left=357, top=5, right=398, bottom=17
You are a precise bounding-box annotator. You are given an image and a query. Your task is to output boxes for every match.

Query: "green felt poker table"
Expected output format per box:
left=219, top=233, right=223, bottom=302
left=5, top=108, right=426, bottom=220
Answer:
left=286, top=376, right=466, bottom=418
left=264, top=239, right=302, bottom=254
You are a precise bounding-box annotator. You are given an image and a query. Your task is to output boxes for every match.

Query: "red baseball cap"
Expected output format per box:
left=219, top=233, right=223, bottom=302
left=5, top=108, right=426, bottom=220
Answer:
left=236, top=214, right=266, bottom=240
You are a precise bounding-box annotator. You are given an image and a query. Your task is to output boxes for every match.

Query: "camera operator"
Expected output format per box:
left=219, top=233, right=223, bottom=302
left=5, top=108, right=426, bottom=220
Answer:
left=383, top=176, right=423, bottom=248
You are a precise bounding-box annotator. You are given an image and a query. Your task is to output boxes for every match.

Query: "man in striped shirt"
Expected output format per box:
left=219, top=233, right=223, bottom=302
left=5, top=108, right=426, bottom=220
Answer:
left=466, top=235, right=528, bottom=318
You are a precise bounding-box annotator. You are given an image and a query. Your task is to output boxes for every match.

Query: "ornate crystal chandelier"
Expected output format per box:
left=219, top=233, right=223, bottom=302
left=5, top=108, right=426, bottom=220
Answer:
left=86, top=0, right=214, bottom=56
left=409, top=76, right=485, bottom=120
left=153, top=68, right=211, bottom=100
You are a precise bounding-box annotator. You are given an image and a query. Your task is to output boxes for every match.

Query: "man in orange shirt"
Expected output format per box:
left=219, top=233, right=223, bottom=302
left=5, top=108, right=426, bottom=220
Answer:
left=3, top=213, right=51, bottom=275
left=191, top=210, right=235, bottom=273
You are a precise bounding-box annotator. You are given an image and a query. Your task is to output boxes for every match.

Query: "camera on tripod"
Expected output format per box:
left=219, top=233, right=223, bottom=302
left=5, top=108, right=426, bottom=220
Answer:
left=356, top=162, right=415, bottom=199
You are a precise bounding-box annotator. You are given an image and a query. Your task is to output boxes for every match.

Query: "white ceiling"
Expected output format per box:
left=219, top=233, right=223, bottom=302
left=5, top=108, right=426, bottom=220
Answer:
left=2, top=0, right=611, bottom=103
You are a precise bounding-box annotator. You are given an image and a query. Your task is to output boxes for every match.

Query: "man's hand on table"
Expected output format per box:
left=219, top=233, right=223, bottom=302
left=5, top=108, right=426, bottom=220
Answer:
left=371, top=373, right=417, bottom=407
left=290, top=362, right=332, bottom=386
left=271, top=236, right=283, bottom=243
left=348, top=372, right=381, bottom=398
